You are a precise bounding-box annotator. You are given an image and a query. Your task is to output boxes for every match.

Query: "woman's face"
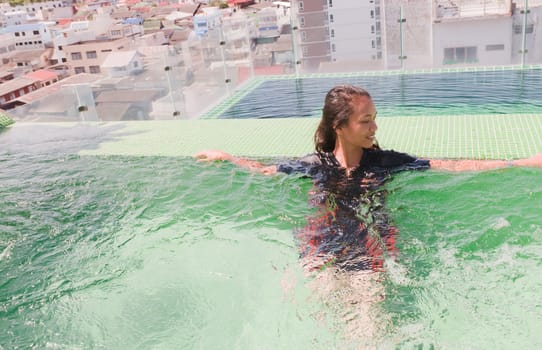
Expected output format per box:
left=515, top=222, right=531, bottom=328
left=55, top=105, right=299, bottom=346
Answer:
left=336, top=95, right=378, bottom=149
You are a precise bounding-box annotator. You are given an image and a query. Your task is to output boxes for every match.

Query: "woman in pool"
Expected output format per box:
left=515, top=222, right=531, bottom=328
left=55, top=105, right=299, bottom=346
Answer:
left=195, top=84, right=542, bottom=272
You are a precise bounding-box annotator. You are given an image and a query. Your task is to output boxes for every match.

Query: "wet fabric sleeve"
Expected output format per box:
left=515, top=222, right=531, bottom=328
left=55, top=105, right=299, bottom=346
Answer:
left=368, top=149, right=430, bottom=172
left=276, top=153, right=321, bottom=176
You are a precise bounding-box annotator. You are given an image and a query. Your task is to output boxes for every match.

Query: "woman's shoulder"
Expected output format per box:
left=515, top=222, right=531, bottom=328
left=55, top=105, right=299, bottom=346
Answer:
left=299, top=152, right=324, bottom=165
left=364, top=148, right=429, bottom=170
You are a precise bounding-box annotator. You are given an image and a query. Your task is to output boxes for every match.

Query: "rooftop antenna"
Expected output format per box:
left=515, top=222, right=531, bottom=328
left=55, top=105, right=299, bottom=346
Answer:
left=193, top=2, right=203, bottom=17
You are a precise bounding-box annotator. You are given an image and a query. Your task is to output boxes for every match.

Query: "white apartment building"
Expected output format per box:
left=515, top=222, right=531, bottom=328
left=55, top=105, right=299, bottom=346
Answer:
left=433, top=17, right=514, bottom=67
left=290, top=0, right=382, bottom=72
left=511, top=2, right=542, bottom=64
left=2, top=10, right=28, bottom=26
left=432, top=0, right=542, bottom=67
left=0, top=0, right=64, bottom=14
left=0, top=0, right=64, bottom=26
left=2, top=23, right=54, bottom=51
left=0, top=33, right=17, bottom=63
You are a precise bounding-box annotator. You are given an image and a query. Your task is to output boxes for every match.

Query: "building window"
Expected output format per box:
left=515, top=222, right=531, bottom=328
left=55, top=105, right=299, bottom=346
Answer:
left=331, top=43, right=336, bottom=52
left=61, top=58, right=67, bottom=63
left=301, top=31, right=307, bottom=41
left=486, top=44, right=504, bottom=51
left=372, top=40, right=375, bottom=48
left=14, top=32, right=20, bottom=36
left=101, top=49, right=112, bottom=53
left=300, top=17, right=305, bottom=27
left=331, top=29, right=335, bottom=38
left=513, top=24, right=534, bottom=34
left=330, top=14, right=334, bottom=22
left=71, top=52, right=82, bottom=60
left=111, top=30, right=121, bottom=36
left=329, top=0, right=333, bottom=7
left=370, top=10, right=374, bottom=18
left=89, top=65, right=101, bottom=73
left=86, top=50, right=97, bottom=59
left=74, top=67, right=85, bottom=74
left=302, top=46, right=308, bottom=57
left=443, top=46, right=477, bottom=64
left=299, top=1, right=304, bottom=11
left=58, top=45, right=63, bottom=50
left=371, top=25, right=374, bottom=33
left=33, top=30, right=39, bottom=35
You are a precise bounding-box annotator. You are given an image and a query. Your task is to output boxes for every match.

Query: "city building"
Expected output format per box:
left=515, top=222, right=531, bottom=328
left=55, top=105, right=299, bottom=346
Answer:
left=433, top=0, right=514, bottom=67
left=63, top=37, right=132, bottom=75
left=2, top=23, right=54, bottom=51
left=0, top=76, right=39, bottom=109
left=101, top=50, right=143, bottom=77
left=290, top=0, right=382, bottom=72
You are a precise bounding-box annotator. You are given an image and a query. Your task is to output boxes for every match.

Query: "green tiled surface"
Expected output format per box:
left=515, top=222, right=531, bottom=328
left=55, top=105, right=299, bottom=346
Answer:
left=73, top=114, right=542, bottom=160
left=0, top=112, right=14, bottom=129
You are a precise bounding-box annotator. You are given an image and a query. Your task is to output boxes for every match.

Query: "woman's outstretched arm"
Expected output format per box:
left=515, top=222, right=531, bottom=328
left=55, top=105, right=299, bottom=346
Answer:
left=430, top=153, right=542, bottom=172
left=194, top=150, right=277, bottom=175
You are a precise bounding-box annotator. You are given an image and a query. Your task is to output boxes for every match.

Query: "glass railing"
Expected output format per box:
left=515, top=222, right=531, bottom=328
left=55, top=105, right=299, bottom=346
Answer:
left=5, top=0, right=541, bottom=122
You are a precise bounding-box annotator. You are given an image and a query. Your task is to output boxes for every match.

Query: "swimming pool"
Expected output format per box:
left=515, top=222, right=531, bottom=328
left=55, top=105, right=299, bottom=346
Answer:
left=1, top=124, right=541, bottom=348
left=215, top=67, right=542, bottom=119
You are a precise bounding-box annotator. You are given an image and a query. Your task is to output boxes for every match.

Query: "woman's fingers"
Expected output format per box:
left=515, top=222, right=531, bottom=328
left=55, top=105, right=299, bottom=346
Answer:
left=193, top=150, right=232, bottom=162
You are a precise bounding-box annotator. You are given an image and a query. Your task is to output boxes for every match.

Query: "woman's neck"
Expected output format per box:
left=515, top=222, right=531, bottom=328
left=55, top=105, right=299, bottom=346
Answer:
left=333, top=144, right=363, bottom=169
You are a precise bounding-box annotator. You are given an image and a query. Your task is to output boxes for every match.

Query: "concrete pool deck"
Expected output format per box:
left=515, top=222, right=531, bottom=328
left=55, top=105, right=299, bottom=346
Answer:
left=5, top=114, right=542, bottom=160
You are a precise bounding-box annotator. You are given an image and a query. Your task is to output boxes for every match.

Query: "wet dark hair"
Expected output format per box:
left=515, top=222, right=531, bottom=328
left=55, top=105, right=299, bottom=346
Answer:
left=314, top=85, right=375, bottom=152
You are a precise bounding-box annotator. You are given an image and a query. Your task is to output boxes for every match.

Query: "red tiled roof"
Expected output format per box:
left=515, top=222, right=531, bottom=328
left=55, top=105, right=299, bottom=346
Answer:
left=24, top=69, right=58, bottom=82
left=57, top=18, right=72, bottom=26
left=228, top=0, right=255, bottom=4
left=133, top=6, right=151, bottom=13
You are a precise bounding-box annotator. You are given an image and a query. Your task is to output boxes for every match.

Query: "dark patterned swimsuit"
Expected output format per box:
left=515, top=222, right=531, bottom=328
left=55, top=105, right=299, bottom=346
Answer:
left=278, top=149, right=430, bottom=271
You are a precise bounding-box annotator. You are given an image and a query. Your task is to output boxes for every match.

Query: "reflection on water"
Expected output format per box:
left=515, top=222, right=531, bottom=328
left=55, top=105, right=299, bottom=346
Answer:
left=1, top=146, right=541, bottom=348
left=220, top=68, right=542, bottom=118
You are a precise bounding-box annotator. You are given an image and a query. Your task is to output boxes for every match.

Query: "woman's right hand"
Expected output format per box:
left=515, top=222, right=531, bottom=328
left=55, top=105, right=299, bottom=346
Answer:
left=194, top=150, right=233, bottom=162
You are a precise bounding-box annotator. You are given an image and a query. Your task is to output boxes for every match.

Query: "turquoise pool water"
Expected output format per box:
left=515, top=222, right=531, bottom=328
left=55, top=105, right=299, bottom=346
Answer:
left=218, top=68, right=542, bottom=118
left=1, top=133, right=541, bottom=348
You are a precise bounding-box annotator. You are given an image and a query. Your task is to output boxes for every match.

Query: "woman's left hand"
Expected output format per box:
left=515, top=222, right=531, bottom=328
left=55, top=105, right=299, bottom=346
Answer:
left=515, top=153, right=542, bottom=168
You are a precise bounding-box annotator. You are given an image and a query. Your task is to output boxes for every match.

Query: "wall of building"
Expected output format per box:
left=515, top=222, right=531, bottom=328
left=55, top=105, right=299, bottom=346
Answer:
left=511, top=5, right=542, bottom=64
left=433, top=16, right=513, bottom=67
left=63, top=38, right=131, bottom=75
left=3, top=23, right=54, bottom=51
left=328, top=1, right=378, bottom=62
